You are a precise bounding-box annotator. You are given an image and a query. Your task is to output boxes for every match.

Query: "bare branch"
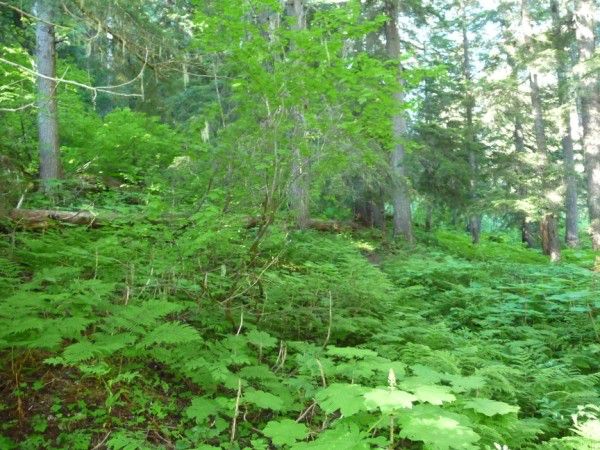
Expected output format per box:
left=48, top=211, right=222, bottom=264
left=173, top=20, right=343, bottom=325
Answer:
left=0, top=102, right=35, bottom=112
left=0, top=49, right=148, bottom=99
left=0, top=1, right=71, bottom=29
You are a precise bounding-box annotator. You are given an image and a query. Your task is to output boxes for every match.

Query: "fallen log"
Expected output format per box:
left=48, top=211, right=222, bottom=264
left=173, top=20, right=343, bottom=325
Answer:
left=9, top=209, right=105, bottom=229
left=7, top=209, right=362, bottom=233
left=245, top=217, right=360, bottom=232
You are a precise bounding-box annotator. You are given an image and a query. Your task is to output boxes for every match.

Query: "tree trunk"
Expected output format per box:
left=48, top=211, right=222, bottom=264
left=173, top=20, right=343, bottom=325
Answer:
left=290, top=143, right=310, bottom=229
left=575, top=0, right=600, bottom=250
left=35, top=0, right=62, bottom=192
left=551, top=0, right=579, bottom=247
left=286, top=0, right=310, bottom=229
left=384, top=0, right=413, bottom=243
left=522, top=220, right=537, bottom=248
left=540, top=213, right=561, bottom=262
left=461, top=0, right=480, bottom=244
left=522, top=0, right=560, bottom=261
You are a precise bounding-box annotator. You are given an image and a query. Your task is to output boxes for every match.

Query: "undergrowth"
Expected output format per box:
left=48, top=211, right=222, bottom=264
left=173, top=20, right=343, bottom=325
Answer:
left=1, top=212, right=600, bottom=449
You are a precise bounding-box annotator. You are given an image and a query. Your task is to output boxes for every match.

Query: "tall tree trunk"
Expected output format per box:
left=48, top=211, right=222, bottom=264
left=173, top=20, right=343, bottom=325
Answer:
left=286, top=0, right=310, bottom=228
left=522, top=0, right=560, bottom=261
left=384, top=0, right=413, bottom=243
left=551, top=0, right=579, bottom=246
left=575, top=0, right=600, bottom=250
left=540, top=213, right=561, bottom=262
left=461, top=0, right=480, bottom=244
left=35, top=0, right=62, bottom=192
left=514, top=111, right=536, bottom=247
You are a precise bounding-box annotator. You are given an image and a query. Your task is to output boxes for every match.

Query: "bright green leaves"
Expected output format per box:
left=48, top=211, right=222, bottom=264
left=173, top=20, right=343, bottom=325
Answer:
left=412, top=385, right=456, bottom=405
left=364, top=388, right=417, bottom=412
left=446, top=374, right=486, bottom=393
left=315, top=384, right=367, bottom=417
left=244, top=389, right=285, bottom=411
left=397, top=406, right=480, bottom=450
left=263, top=419, right=308, bottom=447
left=185, top=397, right=219, bottom=424
left=62, top=340, right=97, bottom=363
left=247, top=330, right=278, bottom=349
left=464, top=398, right=520, bottom=417
left=139, top=322, right=201, bottom=347
left=326, top=346, right=377, bottom=359
left=292, top=422, right=379, bottom=449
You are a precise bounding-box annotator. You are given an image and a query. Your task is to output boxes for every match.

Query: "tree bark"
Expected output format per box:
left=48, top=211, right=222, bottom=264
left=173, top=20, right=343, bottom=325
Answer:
left=384, top=0, right=413, bottom=243
left=35, top=0, right=62, bottom=193
left=522, top=0, right=560, bottom=260
left=286, top=0, right=310, bottom=229
left=575, top=0, right=600, bottom=250
left=540, top=213, right=561, bottom=262
left=9, top=209, right=105, bottom=229
left=460, top=0, right=480, bottom=244
left=551, top=0, right=579, bottom=247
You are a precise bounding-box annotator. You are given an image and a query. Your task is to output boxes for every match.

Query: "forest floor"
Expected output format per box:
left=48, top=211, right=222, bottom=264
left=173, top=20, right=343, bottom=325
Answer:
left=1, top=217, right=600, bottom=449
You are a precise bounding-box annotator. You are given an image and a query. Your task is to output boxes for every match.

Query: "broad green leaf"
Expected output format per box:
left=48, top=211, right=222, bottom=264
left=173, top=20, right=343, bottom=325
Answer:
left=263, top=419, right=308, bottom=447
left=411, top=364, right=444, bottom=383
left=247, top=330, right=278, bottom=349
left=315, top=383, right=367, bottom=417
left=364, top=388, right=416, bottom=412
left=412, top=385, right=456, bottom=405
left=464, top=398, right=520, bottom=416
left=291, top=422, right=375, bottom=449
left=399, top=414, right=480, bottom=449
left=244, top=389, right=284, bottom=411
left=185, top=397, right=218, bottom=423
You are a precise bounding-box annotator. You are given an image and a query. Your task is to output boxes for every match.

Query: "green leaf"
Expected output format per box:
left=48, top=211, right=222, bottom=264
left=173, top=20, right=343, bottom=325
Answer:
left=63, top=340, right=96, bottom=363
left=411, top=364, right=444, bottom=383
left=326, top=346, right=378, bottom=359
left=246, top=330, right=277, bottom=348
left=315, top=383, right=367, bottom=417
left=291, top=422, right=374, bottom=449
left=445, top=374, right=486, bottom=393
left=185, top=397, right=218, bottom=423
left=244, top=389, right=284, bottom=411
left=412, top=385, right=456, bottom=405
left=463, top=398, right=520, bottom=416
left=263, top=419, right=308, bottom=447
left=139, top=322, right=201, bottom=347
left=399, top=413, right=480, bottom=449
left=364, top=388, right=416, bottom=412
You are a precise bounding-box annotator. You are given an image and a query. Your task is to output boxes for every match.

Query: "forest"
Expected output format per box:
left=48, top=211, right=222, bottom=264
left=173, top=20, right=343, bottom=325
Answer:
left=2, top=0, right=600, bottom=448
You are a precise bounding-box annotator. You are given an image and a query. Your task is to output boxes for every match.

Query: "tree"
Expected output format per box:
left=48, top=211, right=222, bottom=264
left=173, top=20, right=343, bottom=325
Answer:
left=286, top=0, right=311, bottom=229
left=575, top=0, right=600, bottom=250
left=35, top=0, right=62, bottom=192
left=384, top=0, right=413, bottom=243
left=550, top=0, right=579, bottom=247
left=521, top=0, right=560, bottom=261
left=459, top=0, right=481, bottom=244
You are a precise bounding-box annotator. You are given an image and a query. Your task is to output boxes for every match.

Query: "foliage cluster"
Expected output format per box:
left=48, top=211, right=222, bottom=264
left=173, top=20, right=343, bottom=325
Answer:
left=1, top=210, right=600, bottom=448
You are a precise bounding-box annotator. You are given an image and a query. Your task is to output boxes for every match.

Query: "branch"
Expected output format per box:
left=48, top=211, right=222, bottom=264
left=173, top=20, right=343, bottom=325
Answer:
left=0, top=102, right=35, bottom=112
left=0, top=50, right=148, bottom=99
left=0, top=1, right=71, bottom=29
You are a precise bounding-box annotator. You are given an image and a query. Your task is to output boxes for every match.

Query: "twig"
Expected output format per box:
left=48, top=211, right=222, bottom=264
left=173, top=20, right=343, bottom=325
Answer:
left=0, top=49, right=148, bottom=98
left=0, top=102, right=35, bottom=112
left=230, top=379, right=243, bottom=443
left=315, top=359, right=327, bottom=387
left=236, top=308, right=244, bottom=335
left=296, top=401, right=317, bottom=423
left=91, top=432, right=111, bottom=450
left=323, top=290, right=332, bottom=348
